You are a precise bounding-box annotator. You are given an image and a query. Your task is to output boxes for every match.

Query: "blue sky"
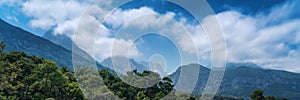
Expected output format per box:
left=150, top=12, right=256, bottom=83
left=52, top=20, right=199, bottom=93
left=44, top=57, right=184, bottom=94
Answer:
left=132, top=33, right=181, bottom=73
left=1, top=0, right=299, bottom=73
left=0, top=3, right=45, bottom=35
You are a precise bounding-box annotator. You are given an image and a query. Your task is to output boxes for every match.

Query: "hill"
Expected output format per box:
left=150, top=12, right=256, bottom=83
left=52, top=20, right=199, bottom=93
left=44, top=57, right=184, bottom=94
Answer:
left=168, top=63, right=300, bottom=100
left=0, top=19, right=104, bottom=70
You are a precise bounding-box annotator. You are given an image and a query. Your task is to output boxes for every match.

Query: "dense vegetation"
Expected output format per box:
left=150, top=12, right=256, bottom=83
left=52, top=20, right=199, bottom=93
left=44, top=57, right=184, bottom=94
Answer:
left=250, top=90, right=287, bottom=100
left=0, top=42, right=288, bottom=100
left=0, top=42, right=84, bottom=99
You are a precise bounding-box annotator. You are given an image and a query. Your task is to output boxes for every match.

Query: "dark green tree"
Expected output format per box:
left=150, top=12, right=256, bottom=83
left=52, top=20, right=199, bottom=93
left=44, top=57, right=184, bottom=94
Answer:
left=250, top=90, right=264, bottom=100
left=0, top=42, right=5, bottom=54
left=277, top=98, right=288, bottom=100
left=136, top=92, right=149, bottom=100
left=99, top=69, right=175, bottom=100
left=264, top=96, right=276, bottom=100
left=0, top=42, right=85, bottom=99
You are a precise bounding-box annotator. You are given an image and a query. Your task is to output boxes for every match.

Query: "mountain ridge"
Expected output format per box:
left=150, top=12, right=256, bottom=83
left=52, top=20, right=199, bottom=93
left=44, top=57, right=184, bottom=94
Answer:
left=168, top=63, right=300, bottom=100
left=101, top=56, right=150, bottom=75
left=0, top=18, right=106, bottom=70
left=0, top=18, right=72, bottom=68
left=42, top=30, right=73, bottom=51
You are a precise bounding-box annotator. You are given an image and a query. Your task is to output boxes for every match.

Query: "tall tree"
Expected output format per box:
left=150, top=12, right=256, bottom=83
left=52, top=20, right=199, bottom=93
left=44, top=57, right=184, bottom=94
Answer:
left=264, top=96, right=276, bottom=100
left=0, top=42, right=5, bottom=54
left=250, top=90, right=264, bottom=100
left=0, top=42, right=85, bottom=99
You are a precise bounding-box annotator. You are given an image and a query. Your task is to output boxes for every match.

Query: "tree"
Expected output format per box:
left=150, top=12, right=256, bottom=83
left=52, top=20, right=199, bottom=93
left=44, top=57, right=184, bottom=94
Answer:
left=65, top=82, right=84, bottom=99
left=250, top=90, right=288, bottom=100
left=0, top=42, right=5, bottom=54
left=265, top=96, right=276, bottom=100
left=99, top=69, right=175, bottom=100
left=250, top=90, right=264, bottom=100
left=136, top=92, right=149, bottom=100
left=0, top=43, right=85, bottom=99
left=277, top=98, right=288, bottom=100
left=162, top=77, right=173, bottom=83
left=187, top=96, right=196, bottom=100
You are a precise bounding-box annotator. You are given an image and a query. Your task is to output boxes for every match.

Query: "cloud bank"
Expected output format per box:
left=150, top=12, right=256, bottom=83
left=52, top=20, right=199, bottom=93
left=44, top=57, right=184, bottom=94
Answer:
left=212, top=0, right=300, bottom=72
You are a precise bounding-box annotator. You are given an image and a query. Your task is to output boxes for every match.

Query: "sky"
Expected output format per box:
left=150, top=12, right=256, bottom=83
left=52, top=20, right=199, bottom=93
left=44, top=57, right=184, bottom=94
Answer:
left=0, top=0, right=299, bottom=73
left=133, top=33, right=181, bottom=73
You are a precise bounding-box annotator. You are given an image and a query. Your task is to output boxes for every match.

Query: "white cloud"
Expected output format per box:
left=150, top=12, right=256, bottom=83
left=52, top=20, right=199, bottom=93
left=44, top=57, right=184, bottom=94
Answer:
left=258, top=0, right=300, bottom=26
left=295, top=30, right=300, bottom=44
left=54, top=18, right=80, bottom=35
left=120, top=11, right=197, bottom=52
left=21, top=0, right=88, bottom=35
left=72, top=2, right=147, bottom=61
left=95, top=38, right=140, bottom=60
left=105, top=7, right=157, bottom=29
left=203, top=0, right=300, bottom=72
left=6, top=16, right=19, bottom=23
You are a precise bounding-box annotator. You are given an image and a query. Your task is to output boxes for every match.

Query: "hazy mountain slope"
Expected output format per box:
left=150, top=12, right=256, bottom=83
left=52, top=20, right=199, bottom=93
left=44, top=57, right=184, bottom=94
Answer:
left=101, top=57, right=150, bottom=73
left=217, top=66, right=300, bottom=100
left=0, top=19, right=106, bottom=70
left=169, top=63, right=300, bottom=100
left=42, top=30, right=73, bottom=51
left=43, top=29, right=101, bottom=66
left=168, top=63, right=210, bottom=93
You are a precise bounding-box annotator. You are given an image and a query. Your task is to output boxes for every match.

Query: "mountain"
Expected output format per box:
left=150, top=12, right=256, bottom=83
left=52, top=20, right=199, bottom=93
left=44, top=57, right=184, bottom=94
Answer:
left=42, top=30, right=73, bottom=50
left=42, top=29, right=101, bottom=67
left=0, top=19, right=105, bottom=70
left=101, top=56, right=150, bottom=74
left=226, top=62, right=263, bottom=69
left=168, top=63, right=210, bottom=93
left=168, top=63, right=300, bottom=100
left=42, top=29, right=115, bottom=72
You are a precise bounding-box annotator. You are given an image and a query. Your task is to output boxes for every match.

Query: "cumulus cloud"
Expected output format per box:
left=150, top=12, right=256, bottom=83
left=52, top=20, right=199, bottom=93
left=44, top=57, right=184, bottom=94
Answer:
left=21, top=0, right=88, bottom=35
left=95, top=38, right=140, bottom=60
left=119, top=11, right=198, bottom=53
left=206, top=0, right=300, bottom=72
left=105, top=7, right=157, bottom=29
left=72, top=1, right=149, bottom=61
left=115, top=11, right=202, bottom=65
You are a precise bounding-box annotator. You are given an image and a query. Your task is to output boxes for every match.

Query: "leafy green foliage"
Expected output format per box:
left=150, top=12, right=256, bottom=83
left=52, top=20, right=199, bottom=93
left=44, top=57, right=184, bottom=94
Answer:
left=250, top=90, right=264, bottom=100
left=265, top=96, right=276, bottom=100
left=250, top=90, right=288, bottom=100
left=0, top=41, right=5, bottom=54
left=0, top=42, right=84, bottom=99
left=99, top=69, right=174, bottom=100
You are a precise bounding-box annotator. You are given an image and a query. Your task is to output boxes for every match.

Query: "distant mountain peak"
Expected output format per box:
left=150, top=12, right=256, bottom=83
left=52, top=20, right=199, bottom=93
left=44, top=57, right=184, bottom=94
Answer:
left=101, top=56, right=150, bottom=74
left=42, top=30, right=73, bottom=50
left=226, top=62, right=262, bottom=69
